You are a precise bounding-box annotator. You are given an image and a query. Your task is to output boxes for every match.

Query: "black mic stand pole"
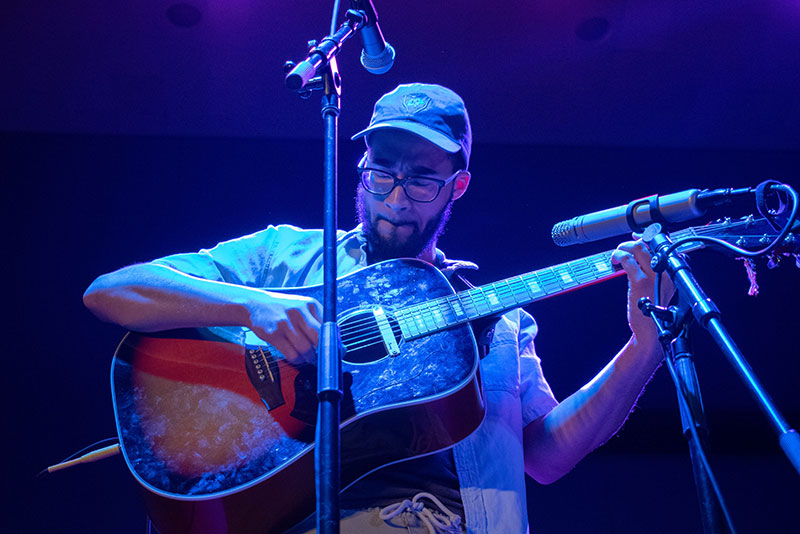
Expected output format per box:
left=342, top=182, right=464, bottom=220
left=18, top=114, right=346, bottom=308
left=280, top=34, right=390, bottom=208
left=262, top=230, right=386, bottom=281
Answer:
left=317, top=61, right=342, bottom=534
left=669, top=330, right=727, bottom=533
left=284, top=10, right=367, bottom=534
left=638, top=297, right=729, bottom=533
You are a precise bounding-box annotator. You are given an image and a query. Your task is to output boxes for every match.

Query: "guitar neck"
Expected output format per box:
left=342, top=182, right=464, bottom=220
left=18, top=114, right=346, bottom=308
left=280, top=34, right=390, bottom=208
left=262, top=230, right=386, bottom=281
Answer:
left=395, top=228, right=703, bottom=340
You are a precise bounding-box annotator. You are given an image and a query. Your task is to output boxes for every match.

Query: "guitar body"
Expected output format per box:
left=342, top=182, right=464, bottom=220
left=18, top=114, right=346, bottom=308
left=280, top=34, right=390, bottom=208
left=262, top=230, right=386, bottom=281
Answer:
left=111, top=259, right=484, bottom=534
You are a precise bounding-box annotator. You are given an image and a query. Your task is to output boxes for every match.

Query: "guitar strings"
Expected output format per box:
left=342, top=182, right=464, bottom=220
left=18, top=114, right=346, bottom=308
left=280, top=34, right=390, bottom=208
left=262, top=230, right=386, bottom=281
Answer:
left=338, top=263, right=599, bottom=345
left=338, top=220, right=758, bottom=353
left=344, top=338, right=392, bottom=352
left=338, top=286, right=517, bottom=345
left=338, top=259, right=608, bottom=339
left=338, top=299, right=459, bottom=335
left=342, top=328, right=397, bottom=346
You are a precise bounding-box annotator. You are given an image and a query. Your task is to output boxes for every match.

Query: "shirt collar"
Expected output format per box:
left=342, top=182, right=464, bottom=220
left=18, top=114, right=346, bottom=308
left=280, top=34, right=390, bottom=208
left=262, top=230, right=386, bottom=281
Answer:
left=349, top=224, right=479, bottom=275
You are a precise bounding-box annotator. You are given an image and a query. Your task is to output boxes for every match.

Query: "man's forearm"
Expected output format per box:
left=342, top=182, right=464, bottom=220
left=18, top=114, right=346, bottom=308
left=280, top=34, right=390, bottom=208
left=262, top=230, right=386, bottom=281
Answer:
left=83, top=263, right=254, bottom=331
left=523, top=335, right=663, bottom=484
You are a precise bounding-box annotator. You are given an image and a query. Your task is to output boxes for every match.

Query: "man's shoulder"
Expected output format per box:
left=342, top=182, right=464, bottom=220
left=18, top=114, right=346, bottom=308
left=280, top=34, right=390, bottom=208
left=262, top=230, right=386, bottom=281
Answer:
left=219, top=224, right=355, bottom=250
left=240, top=224, right=358, bottom=242
left=234, top=223, right=320, bottom=242
left=433, top=248, right=479, bottom=277
left=223, top=225, right=364, bottom=267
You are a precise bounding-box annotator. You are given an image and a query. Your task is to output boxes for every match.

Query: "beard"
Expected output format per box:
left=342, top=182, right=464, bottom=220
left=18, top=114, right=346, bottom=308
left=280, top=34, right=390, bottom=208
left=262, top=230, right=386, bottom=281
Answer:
left=356, top=185, right=454, bottom=264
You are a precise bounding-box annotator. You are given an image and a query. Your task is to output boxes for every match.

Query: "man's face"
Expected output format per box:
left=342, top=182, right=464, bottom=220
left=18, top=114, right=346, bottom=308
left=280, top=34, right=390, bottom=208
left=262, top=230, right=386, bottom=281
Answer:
left=357, top=129, right=468, bottom=263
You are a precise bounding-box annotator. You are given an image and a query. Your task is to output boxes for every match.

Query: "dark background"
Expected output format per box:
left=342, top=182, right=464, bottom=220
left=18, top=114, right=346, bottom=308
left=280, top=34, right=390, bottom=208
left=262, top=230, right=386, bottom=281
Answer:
left=3, top=0, right=800, bottom=532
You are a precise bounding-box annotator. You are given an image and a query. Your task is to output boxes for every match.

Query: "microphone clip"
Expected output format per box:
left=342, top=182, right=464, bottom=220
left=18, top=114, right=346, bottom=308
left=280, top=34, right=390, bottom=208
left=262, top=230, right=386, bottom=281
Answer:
left=638, top=297, right=680, bottom=342
left=284, top=9, right=365, bottom=93
left=626, top=194, right=669, bottom=233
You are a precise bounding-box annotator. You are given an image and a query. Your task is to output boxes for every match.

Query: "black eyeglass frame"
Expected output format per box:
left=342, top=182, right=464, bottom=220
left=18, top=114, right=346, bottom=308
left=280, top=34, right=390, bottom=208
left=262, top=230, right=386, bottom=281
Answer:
left=357, top=164, right=464, bottom=203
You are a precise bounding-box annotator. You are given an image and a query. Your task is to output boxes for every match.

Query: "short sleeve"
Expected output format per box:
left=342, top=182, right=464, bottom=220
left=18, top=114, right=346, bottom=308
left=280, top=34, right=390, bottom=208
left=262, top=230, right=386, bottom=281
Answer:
left=151, top=226, right=281, bottom=287
left=518, top=309, right=559, bottom=426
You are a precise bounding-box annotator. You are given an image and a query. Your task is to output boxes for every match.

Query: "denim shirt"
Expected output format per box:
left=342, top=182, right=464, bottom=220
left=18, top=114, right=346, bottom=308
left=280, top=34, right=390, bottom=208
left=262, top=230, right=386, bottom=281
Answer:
left=153, top=224, right=559, bottom=534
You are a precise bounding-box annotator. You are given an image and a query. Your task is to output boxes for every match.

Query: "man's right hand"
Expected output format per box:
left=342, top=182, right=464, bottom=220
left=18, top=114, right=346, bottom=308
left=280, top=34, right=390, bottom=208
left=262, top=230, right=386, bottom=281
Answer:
left=84, top=263, right=323, bottom=366
left=247, top=291, right=322, bottom=366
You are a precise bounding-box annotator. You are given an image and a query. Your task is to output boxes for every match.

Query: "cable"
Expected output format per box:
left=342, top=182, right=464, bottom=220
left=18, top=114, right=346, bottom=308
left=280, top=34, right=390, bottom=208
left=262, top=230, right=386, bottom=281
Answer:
left=38, top=437, right=119, bottom=478
left=330, top=0, right=341, bottom=34
left=661, top=183, right=798, bottom=260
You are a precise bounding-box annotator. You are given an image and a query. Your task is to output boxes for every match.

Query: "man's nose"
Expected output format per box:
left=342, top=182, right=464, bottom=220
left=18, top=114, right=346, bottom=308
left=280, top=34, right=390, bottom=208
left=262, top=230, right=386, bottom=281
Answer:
left=384, top=183, right=411, bottom=210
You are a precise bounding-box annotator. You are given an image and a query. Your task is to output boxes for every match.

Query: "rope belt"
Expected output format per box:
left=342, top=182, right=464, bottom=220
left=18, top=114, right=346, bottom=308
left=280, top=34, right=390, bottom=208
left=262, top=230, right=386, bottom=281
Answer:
left=379, top=492, right=462, bottom=534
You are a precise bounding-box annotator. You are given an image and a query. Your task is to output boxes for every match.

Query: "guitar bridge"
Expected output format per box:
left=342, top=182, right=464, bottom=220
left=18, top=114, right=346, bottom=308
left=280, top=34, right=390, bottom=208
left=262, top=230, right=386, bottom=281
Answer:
left=245, top=346, right=285, bottom=410
left=373, top=307, right=400, bottom=356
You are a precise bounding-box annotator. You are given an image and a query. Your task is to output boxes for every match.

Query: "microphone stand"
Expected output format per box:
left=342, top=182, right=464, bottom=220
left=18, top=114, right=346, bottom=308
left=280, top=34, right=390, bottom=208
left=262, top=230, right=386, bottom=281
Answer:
left=639, top=225, right=800, bottom=533
left=284, top=10, right=367, bottom=534
left=638, top=300, right=729, bottom=533
left=669, top=331, right=726, bottom=533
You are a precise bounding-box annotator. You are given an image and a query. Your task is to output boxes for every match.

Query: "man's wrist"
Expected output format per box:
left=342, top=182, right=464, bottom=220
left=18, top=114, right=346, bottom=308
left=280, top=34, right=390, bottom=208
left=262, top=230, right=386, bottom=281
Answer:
left=627, top=334, right=666, bottom=369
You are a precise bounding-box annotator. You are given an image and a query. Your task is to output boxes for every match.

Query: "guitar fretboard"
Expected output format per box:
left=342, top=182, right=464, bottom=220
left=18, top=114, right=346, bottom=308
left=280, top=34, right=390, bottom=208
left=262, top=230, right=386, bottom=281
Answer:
left=394, top=226, right=706, bottom=340
left=394, top=251, right=623, bottom=339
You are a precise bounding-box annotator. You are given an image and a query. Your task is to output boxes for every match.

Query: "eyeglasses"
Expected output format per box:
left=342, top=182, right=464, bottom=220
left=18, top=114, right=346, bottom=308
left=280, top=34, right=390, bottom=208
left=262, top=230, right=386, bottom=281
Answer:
left=358, top=164, right=462, bottom=203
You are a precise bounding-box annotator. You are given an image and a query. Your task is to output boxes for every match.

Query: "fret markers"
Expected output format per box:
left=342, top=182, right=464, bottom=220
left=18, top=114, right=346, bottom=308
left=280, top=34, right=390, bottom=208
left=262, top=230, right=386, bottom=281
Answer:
left=594, top=260, right=610, bottom=273
left=396, top=249, right=634, bottom=340
left=450, top=297, right=467, bottom=320
left=526, top=278, right=541, bottom=294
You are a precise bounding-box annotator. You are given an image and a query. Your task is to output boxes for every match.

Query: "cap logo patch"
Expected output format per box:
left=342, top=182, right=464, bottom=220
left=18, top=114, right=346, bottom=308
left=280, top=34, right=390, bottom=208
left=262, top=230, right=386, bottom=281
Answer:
left=401, top=93, right=431, bottom=114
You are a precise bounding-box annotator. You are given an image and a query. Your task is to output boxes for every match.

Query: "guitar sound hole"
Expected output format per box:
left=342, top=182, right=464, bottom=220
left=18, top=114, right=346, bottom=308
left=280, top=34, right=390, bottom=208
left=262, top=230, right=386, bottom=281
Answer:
left=339, top=308, right=400, bottom=364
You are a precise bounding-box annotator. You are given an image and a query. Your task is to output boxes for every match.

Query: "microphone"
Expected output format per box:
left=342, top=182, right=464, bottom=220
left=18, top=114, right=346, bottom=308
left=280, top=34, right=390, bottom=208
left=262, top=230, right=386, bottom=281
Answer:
left=350, top=0, right=395, bottom=74
left=551, top=187, right=754, bottom=246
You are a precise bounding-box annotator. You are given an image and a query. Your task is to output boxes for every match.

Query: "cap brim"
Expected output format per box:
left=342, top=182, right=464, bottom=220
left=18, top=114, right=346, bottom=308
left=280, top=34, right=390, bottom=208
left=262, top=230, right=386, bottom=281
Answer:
left=351, top=120, right=461, bottom=153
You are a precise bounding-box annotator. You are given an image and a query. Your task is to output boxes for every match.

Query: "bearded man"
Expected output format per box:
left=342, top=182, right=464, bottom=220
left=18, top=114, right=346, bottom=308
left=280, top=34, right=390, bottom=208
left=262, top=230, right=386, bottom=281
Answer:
left=84, top=83, right=667, bottom=534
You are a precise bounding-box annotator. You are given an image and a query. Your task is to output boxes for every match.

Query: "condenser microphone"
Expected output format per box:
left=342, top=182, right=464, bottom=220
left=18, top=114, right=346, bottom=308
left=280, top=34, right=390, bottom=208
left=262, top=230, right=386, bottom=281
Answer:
left=351, top=0, right=395, bottom=74
left=551, top=187, right=753, bottom=246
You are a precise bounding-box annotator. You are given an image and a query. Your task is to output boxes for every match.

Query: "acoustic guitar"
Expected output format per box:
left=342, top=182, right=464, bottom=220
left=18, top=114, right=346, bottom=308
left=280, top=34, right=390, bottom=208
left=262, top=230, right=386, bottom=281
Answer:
left=111, top=216, right=789, bottom=533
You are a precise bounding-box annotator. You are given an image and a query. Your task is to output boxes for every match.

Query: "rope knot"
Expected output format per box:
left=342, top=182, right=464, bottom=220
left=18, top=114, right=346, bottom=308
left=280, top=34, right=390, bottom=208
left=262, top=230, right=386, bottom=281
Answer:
left=379, top=492, right=462, bottom=534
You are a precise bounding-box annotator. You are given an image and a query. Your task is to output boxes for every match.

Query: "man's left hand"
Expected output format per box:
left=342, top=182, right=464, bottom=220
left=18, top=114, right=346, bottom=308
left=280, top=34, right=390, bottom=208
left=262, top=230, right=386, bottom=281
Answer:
left=611, top=240, right=674, bottom=352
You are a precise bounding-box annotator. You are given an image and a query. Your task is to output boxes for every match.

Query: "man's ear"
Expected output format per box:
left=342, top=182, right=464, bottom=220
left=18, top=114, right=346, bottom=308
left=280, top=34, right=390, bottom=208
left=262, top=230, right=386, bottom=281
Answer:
left=451, top=171, right=471, bottom=201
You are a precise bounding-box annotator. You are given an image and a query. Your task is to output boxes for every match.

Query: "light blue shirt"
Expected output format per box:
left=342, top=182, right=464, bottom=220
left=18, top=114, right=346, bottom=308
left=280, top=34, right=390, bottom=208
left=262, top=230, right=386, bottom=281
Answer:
left=154, top=224, right=559, bottom=534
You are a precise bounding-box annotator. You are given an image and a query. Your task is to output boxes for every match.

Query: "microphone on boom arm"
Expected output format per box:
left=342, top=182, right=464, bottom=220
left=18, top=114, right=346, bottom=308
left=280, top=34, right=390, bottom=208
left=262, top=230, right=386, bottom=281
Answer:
left=551, top=187, right=755, bottom=247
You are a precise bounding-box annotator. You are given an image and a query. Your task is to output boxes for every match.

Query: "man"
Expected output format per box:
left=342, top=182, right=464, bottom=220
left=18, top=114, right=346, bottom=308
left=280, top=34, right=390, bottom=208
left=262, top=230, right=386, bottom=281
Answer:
left=84, top=83, right=667, bottom=533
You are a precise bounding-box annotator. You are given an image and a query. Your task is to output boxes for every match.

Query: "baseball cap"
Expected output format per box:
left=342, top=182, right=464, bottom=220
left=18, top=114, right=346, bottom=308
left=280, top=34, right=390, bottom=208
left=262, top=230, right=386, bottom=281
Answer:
left=351, top=83, right=472, bottom=168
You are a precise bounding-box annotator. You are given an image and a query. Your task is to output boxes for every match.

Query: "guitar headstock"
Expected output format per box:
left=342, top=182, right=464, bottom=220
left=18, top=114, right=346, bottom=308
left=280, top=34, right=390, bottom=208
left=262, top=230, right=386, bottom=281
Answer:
left=673, top=215, right=800, bottom=260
